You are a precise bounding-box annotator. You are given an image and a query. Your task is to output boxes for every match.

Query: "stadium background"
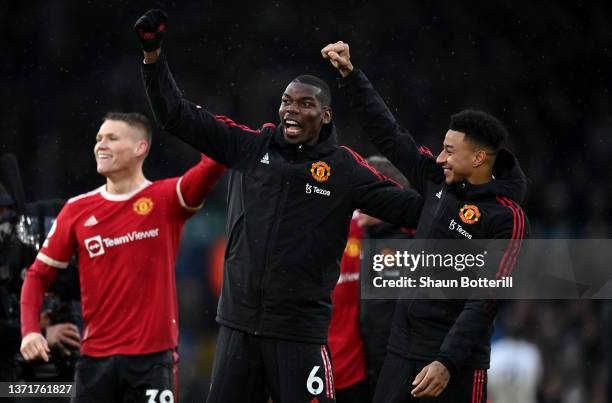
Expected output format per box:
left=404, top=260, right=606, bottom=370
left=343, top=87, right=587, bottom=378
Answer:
left=2, top=1, right=611, bottom=401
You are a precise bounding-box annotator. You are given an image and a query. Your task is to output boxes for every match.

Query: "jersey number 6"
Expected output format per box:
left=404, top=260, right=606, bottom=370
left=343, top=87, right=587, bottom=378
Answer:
left=307, top=365, right=324, bottom=395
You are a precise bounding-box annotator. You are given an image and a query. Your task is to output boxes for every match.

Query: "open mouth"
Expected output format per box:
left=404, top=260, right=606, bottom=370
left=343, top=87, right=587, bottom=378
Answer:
left=97, top=152, right=112, bottom=161
left=284, top=119, right=302, bottom=136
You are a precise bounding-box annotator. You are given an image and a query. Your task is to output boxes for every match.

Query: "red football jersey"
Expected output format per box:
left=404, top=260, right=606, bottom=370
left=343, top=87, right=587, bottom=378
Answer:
left=329, top=213, right=367, bottom=390
left=21, top=156, right=225, bottom=357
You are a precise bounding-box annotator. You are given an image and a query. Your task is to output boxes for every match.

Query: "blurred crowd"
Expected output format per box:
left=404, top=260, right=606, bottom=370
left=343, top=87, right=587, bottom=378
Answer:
left=492, top=300, right=608, bottom=403
left=3, top=1, right=611, bottom=401
left=4, top=2, right=611, bottom=239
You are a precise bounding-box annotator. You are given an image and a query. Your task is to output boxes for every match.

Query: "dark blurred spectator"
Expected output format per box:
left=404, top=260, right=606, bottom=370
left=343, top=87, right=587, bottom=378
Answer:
left=488, top=303, right=542, bottom=403
left=0, top=183, right=80, bottom=403
left=493, top=301, right=606, bottom=403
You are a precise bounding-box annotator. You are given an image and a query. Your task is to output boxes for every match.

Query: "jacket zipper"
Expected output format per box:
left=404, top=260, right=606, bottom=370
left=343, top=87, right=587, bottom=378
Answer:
left=255, top=148, right=298, bottom=335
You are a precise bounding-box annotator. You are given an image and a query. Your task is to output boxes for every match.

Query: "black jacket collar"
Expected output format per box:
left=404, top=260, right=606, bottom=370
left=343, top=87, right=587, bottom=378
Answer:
left=272, top=122, right=338, bottom=160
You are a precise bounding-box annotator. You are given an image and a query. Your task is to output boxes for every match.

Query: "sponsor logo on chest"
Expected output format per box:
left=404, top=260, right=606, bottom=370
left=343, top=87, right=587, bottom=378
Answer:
left=305, top=183, right=331, bottom=197
left=83, top=228, right=160, bottom=258
left=448, top=219, right=473, bottom=239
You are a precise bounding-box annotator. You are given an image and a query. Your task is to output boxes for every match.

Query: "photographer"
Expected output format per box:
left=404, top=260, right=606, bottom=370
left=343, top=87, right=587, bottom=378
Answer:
left=0, top=179, right=81, bottom=383
left=0, top=183, right=27, bottom=381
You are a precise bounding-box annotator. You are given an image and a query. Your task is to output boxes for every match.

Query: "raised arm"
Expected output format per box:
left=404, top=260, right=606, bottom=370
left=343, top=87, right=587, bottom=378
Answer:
left=176, top=154, right=226, bottom=213
left=135, top=9, right=264, bottom=167
left=322, top=41, right=443, bottom=194
left=345, top=147, right=422, bottom=228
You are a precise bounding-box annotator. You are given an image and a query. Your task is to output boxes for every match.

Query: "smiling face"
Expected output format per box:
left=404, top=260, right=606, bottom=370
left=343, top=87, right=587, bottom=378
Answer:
left=435, top=130, right=480, bottom=184
left=94, top=119, right=149, bottom=178
left=278, top=82, right=332, bottom=145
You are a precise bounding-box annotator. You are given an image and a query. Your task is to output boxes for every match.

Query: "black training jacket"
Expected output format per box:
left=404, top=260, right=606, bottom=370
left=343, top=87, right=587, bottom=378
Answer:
left=141, top=54, right=423, bottom=344
left=340, top=69, right=529, bottom=375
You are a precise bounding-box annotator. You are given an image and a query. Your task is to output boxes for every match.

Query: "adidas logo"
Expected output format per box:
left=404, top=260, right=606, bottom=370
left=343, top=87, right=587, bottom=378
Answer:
left=435, top=189, right=442, bottom=199
left=260, top=153, right=270, bottom=165
left=84, top=215, right=98, bottom=227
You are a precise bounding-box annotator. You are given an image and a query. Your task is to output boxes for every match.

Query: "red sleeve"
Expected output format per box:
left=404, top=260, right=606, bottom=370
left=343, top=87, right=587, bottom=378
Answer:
left=37, top=206, right=77, bottom=267
left=20, top=260, right=59, bottom=336
left=176, top=154, right=226, bottom=211
left=20, top=205, right=76, bottom=336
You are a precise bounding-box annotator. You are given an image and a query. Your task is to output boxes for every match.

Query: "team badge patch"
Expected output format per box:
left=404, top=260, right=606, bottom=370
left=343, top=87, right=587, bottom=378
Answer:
left=344, top=237, right=361, bottom=258
left=133, top=197, right=154, bottom=215
left=310, top=161, right=331, bottom=183
left=459, top=204, right=480, bottom=224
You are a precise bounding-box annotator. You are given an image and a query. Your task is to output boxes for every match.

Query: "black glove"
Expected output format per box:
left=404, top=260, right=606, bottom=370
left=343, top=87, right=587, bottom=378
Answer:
left=134, top=9, right=167, bottom=52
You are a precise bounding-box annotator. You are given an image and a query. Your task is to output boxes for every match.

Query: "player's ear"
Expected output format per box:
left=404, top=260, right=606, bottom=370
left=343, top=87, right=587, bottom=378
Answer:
left=472, top=149, right=487, bottom=168
left=135, top=139, right=149, bottom=158
left=322, top=107, right=332, bottom=124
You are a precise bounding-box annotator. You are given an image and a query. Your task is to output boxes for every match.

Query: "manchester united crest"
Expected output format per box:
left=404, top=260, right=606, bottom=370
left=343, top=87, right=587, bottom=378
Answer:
left=133, top=197, right=154, bottom=215
left=344, top=237, right=361, bottom=258
left=310, top=161, right=331, bottom=183
left=459, top=204, right=480, bottom=224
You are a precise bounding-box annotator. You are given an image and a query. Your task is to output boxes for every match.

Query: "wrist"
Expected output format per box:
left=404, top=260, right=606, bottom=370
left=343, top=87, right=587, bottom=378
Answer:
left=23, top=331, right=43, bottom=340
left=340, top=63, right=354, bottom=78
left=434, top=356, right=456, bottom=378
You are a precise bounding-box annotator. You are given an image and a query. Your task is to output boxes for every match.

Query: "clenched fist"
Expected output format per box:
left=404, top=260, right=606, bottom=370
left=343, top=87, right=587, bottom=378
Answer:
left=321, top=41, right=354, bottom=78
left=134, top=9, right=168, bottom=53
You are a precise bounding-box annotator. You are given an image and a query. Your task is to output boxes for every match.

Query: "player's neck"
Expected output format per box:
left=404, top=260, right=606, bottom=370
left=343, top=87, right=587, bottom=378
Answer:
left=105, top=171, right=147, bottom=195
left=466, top=169, right=493, bottom=185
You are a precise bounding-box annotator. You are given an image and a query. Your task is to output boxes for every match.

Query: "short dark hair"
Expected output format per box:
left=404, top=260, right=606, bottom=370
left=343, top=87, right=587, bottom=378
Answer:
left=291, top=75, right=332, bottom=108
left=366, top=155, right=409, bottom=188
left=103, top=112, right=152, bottom=144
left=449, top=110, right=508, bottom=153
